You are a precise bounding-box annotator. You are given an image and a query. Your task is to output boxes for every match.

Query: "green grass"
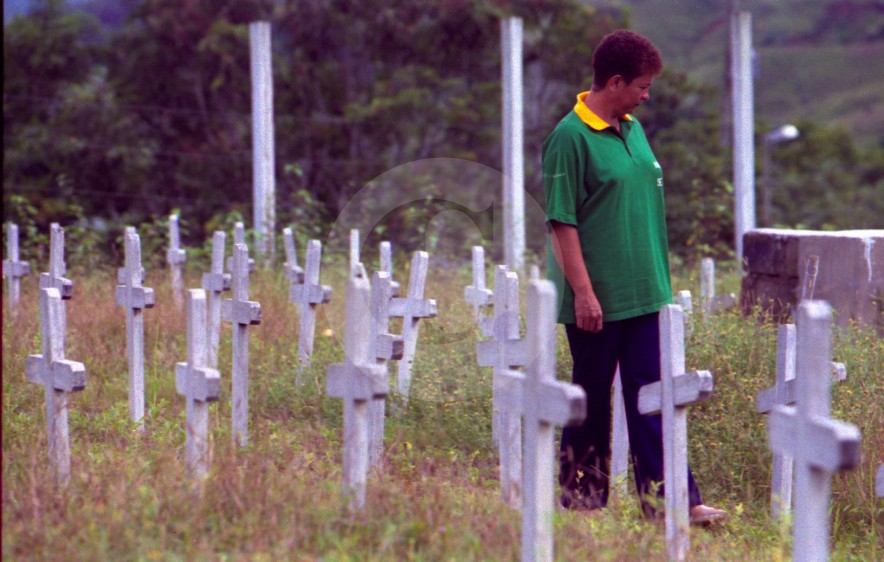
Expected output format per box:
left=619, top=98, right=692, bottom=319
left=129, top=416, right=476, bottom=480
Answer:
left=3, top=257, right=882, bottom=560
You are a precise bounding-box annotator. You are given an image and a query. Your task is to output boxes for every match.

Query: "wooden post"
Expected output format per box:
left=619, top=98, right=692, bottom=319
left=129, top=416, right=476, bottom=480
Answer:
left=25, top=288, right=86, bottom=486
left=222, top=244, right=262, bottom=447
left=638, top=305, right=715, bottom=561
left=176, top=289, right=221, bottom=479
left=249, top=21, right=276, bottom=263
left=392, top=251, right=437, bottom=400
left=768, top=301, right=861, bottom=562
left=167, top=214, right=186, bottom=310
left=201, top=231, right=231, bottom=369
left=326, top=273, right=389, bottom=511
left=289, top=240, right=332, bottom=379
left=39, top=224, right=73, bottom=349
left=115, top=227, right=155, bottom=428
left=3, top=222, right=31, bottom=315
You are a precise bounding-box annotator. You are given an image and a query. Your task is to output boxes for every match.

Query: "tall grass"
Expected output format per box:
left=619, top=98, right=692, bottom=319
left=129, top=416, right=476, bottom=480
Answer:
left=3, top=257, right=882, bottom=560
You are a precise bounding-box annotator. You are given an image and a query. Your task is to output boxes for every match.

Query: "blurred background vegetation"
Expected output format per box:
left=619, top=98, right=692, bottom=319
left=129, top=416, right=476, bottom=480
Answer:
left=3, top=0, right=883, bottom=267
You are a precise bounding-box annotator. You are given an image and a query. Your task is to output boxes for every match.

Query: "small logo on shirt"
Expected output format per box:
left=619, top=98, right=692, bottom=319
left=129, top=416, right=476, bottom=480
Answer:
left=657, top=178, right=664, bottom=188
left=653, top=161, right=661, bottom=169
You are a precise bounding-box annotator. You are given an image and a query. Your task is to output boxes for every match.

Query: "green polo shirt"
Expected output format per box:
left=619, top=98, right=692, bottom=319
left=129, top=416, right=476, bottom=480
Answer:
left=543, top=92, right=672, bottom=324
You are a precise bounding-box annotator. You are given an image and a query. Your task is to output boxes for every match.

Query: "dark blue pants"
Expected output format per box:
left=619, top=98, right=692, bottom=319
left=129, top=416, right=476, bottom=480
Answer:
left=558, top=312, right=702, bottom=513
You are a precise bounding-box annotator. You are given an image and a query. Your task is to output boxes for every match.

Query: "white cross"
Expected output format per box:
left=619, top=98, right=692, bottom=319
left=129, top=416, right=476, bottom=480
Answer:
left=675, top=290, right=693, bottom=335
left=290, top=239, right=332, bottom=376
left=700, top=258, right=736, bottom=318
left=26, top=288, right=86, bottom=486
left=326, top=272, right=389, bottom=511
left=350, top=228, right=360, bottom=277
left=283, top=227, right=304, bottom=284
left=379, top=241, right=393, bottom=278
left=167, top=214, right=186, bottom=309
left=610, top=365, right=630, bottom=498
left=176, top=289, right=221, bottom=479
left=637, top=305, right=714, bottom=562
left=392, top=251, right=437, bottom=399
left=39, top=224, right=73, bottom=348
left=222, top=243, right=261, bottom=447
left=464, top=245, right=493, bottom=333
left=477, top=265, right=527, bottom=370
left=505, top=280, right=586, bottom=562
left=227, top=222, right=256, bottom=272
left=756, top=323, right=851, bottom=520
left=201, top=231, right=231, bottom=368
left=368, top=269, right=404, bottom=469
left=3, top=222, right=31, bottom=315
left=115, top=227, right=155, bottom=427
left=767, top=301, right=861, bottom=562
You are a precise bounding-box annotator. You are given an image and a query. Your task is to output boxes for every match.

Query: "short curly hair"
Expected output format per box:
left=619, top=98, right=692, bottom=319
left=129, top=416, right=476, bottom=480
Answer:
left=591, top=30, right=663, bottom=88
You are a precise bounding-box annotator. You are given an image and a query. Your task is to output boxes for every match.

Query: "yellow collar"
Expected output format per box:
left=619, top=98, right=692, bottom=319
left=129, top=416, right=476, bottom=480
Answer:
left=573, top=91, right=633, bottom=131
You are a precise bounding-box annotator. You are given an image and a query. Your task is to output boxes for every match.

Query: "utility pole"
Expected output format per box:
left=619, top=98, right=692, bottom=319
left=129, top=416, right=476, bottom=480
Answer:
left=501, top=17, right=525, bottom=274
left=250, top=21, right=276, bottom=264
left=731, top=9, right=755, bottom=263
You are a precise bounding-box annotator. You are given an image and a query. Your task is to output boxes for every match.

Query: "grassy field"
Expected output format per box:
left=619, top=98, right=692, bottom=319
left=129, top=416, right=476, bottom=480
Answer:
left=3, top=252, right=882, bottom=561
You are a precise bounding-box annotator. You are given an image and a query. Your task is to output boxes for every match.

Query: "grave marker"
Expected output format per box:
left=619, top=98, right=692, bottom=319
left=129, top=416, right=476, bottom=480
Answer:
left=25, top=288, right=86, bottom=486
left=638, top=305, right=714, bottom=562
left=283, top=227, right=304, bottom=284
left=290, top=240, right=332, bottom=379
left=675, top=290, right=693, bottom=335
left=3, top=222, right=31, bottom=315
left=350, top=229, right=360, bottom=277
left=222, top=243, right=261, bottom=447
left=464, top=246, right=493, bottom=334
left=176, top=289, right=221, bottom=478
left=39, top=224, right=73, bottom=348
left=700, top=258, right=736, bottom=318
left=326, top=272, right=389, bottom=511
left=876, top=465, right=884, bottom=498
left=115, top=227, right=155, bottom=428
left=201, top=231, right=231, bottom=368
left=611, top=365, right=629, bottom=498
left=767, top=301, right=861, bottom=562
left=368, top=269, right=404, bottom=469
left=393, top=251, right=438, bottom=399
left=167, top=214, right=186, bottom=309
left=227, top=222, right=256, bottom=272
left=496, top=280, right=585, bottom=561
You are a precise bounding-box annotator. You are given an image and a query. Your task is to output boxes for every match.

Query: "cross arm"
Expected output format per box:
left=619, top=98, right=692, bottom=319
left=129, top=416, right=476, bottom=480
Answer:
left=3, top=259, right=31, bottom=278
left=226, top=256, right=256, bottom=272
left=40, top=272, right=74, bottom=299
left=176, top=362, right=221, bottom=402
left=756, top=378, right=796, bottom=414
left=326, top=362, right=389, bottom=401
left=389, top=298, right=438, bottom=319
left=493, top=368, right=524, bottom=412
left=25, top=355, right=47, bottom=385
left=637, top=370, right=714, bottom=415
left=202, top=272, right=231, bottom=292
left=222, top=298, right=262, bottom=325
left=464, top=285, right=492, bottom=307
left=115, top=285, right=156, bottom=309
left=167, top=248, right=186, bottom=266
left=768, top=406, right=862, bottom=472
left=375, top=334, right=405, bottom=361
left=290, top=284, right=333, bottom=305
left=285, top=266, right=305, bottom=285
left=535, top=379, right=587, bottom=427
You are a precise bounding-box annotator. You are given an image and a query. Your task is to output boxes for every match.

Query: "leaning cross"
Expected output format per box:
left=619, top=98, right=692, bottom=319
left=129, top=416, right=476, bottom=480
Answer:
left=464, top=245, right=493, bottom=331
left=3, top=222, right=31, bottom=315
left=368, top=269, right=404, bottom=469
left=290, top=239, right=332, bottom=378
left=512, top=280, right=586, bottom=562
left=201, top=231, right=231, bottom=369
left=222, top=243, right=262, bottom=447
left=167, top=214, right=186, bottom=309
left=283, top=227, right=304, bottom=284
left=392, top=251, right=438, bottom=400
left=115, top=227, right=155, bottom=428
left=25, top=288, right=86, bottom=486
left=767, top=301, right=861, bottom=562
left=39, top=224, right=74, bottom=348
left=227, top=222, right=256, bottom=272
left=638, top=304, right=714, bottom=562
left=326, top=272, right=389, bottom=511
left=176, top=289, right=222, bottom=479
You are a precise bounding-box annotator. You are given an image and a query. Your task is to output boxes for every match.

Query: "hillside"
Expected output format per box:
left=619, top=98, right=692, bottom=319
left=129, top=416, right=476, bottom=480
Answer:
left=597, top=0, right=884, bottom=145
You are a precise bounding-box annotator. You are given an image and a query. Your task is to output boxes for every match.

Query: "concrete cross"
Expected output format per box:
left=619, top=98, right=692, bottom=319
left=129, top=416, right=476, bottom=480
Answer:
left=282, top=227, right=304, bottom=284
left=368, top=269, right=404, bottom=469
left=611, top=365, right=630, bottom=498
left=201, top=231, right=231, bottom=369
left=756, top=323, right=851, bottom=520
left=289, top=239, right=332, bottom=378
left=478, top=265, right=525, bottom=507
left=3, top=222, right=31, bottom=315
left=227, top=222, right=256, bottom=272
left=767, top=301, right=861, bottom=562
left=393, top=251, right=437, bottom=399
left=464, top=245, right=493, bottom=333
left=505, top=280, right=586, bottom=562
left=379, top=241, right=393, bottom=277
left=26, top=288, right=86, bottom=486
left=700, top=258, right=736, bottom=318
left=39, top=224, right=73, bottom=348
left=349, top=228, right=360, bottom=277
left=675, top=290, right=693, bottom=335
left=326, top=272, right=389, bottom=511
left=638, top=305, right=714, bottom=562
left=222, top=243, right=261, bottom=447
left=115, top=227, right=155, bottom=428
left=167, top=214, right=186, bottom=309
left=176, top=289, right=221, bottom=479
